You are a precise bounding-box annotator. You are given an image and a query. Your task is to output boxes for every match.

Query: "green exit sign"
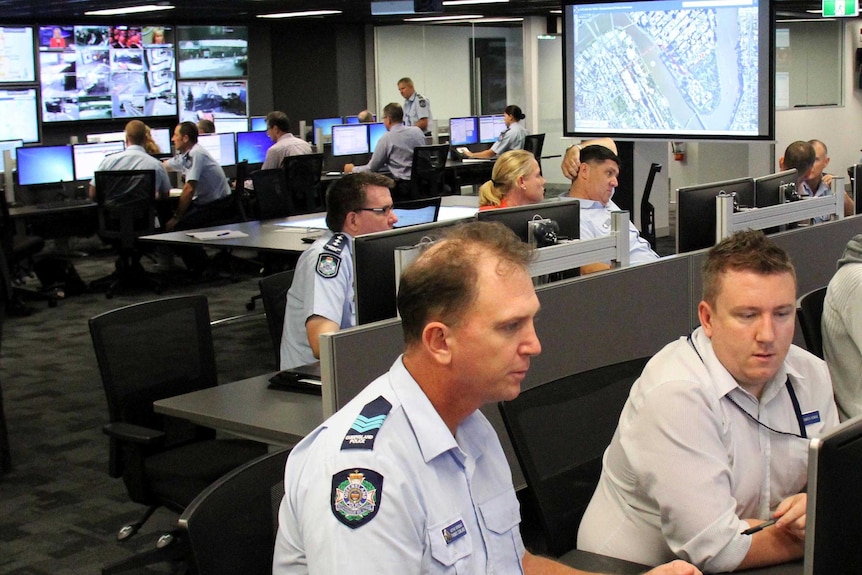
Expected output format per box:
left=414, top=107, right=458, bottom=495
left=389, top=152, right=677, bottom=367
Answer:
left=822, top=0, right=858, bottom=16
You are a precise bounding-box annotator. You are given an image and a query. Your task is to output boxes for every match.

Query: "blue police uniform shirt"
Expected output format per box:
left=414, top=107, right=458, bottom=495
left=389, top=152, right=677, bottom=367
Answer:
left=352, top=123, right=426, bottom=182
left=403, top=91, right=432, bottom=129
left=279, top=231, right=355, bottom=370
left=89, top=144, right=172, bottom=196
left=800, top=179, right=832, bottom=224
left=273, top=356, right=527, bottom=574
left=490, top=122, right=527, bottom=156
left=165, top=143, right=229, bottom=205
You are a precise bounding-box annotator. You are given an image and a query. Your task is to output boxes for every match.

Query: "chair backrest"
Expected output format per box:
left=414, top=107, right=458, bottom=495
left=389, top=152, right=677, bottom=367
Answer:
left=797, top=286, right=828, bottom=359
left=233, top=160, right=250, bottom=222
left=639, top=163, right=662, bottom=250
left=89, top=294, right=218, bottom=476
left=283, top=153, right=324, bottom=214
left=499, top=356, right=650, bottom=557
left=94, top=170, right=157, bottom=247
left=259, top=269, right=296, bottom=369
left=251, top=168, right=292, bottom=220
left=410, top=144, right=449, bottom=198
left=179, top=448, right=291, bottom=575
left=523, top=134, right=546, bottom=160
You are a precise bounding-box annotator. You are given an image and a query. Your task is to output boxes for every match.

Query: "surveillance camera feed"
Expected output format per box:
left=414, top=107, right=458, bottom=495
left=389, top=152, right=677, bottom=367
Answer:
left=39, top=25, right=176, bottom=122
left=178, top=79, right=247, bottom=123
left=177, top=26, right=248, bottom=79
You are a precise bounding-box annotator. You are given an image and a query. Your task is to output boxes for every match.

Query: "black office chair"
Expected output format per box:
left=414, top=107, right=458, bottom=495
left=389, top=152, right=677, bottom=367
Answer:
left=251, top=168, right=292, bottom=220
left=0, top=193, right=57, bottom=311
left=89, top=295, right=267, bottom=575
left=499, top=356, right=650, bottom=558
left=639, top=163, right=662, bottom=251
left=91, top=169, right=163, bottom=299
left=283, top=153, right=324, bottom=214
left=523, top=134, right=546, bottom=169
left=409, top=144, right=450, bottom=199
left=258, top=269, right=295, bottom=368
left=178, top=448, right=291, bottom=575
left=797, top=286, right=828, bottom=359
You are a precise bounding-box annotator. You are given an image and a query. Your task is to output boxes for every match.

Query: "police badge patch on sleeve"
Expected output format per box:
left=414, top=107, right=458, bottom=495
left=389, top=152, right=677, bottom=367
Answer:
left=331, top=468, right=383, bottom=528
left=316, top=253, right=341, bottom=278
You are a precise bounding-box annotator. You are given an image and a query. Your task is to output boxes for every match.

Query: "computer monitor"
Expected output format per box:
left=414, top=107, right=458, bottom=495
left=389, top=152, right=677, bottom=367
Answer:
left=676, top=177, right=755, bottom=254
left=197, top=133, right=236, bottom=167
left=249, top=116, right=267, bottom=131
left=331, top=124, right=369, bottom=156
left=754, top=169, right=797, bottom=208
left=804, top=416, right=862, bottom=575
left=150, top=127, right=171, bottom=155
left=449, top=116, right=479, bottom=146
left=0, top=139, right=23, bottom=173
left=477, top=198, right=581, bottom=244
left=345, top=114, right=376, bottom=124
left=214, top=117, right=249, bottom=134
left=353, top=218, right=472, bottom=325
left=0, top=88, right=39, bottom=143
left=236, top=131, right=273, bottom=165
left=312, top=117, right=343, bottom=145
left=479, top=114, right=507, bottom=144
left=392, top=197, right=441, bottom=228
left=72, top=140, right=125, bottom=181
left=86, top=130, right=126, bottom=144
left=16, top=145, right=75, bottom=186
left=368, top=122, right=387, bottom=152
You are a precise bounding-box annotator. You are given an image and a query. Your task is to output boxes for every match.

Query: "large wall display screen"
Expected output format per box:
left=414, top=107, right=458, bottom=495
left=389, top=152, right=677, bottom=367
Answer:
left=177, top=26, right=248, bottom=79
left=0, top=26, right=36, bottom=82
left=563, top=0, right=772, bottom=140
left=38, top=25, right=176, bottom=122
left=178, top=79, right=247, bottom=123
left=0, top=88, right=39, bottom=143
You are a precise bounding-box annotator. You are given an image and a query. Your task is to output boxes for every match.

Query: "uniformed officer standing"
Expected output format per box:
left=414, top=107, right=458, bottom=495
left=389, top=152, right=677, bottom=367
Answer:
left=398, top=76, right=432, bottom=134
left=273, top=221, right=702, bottom=575
left=279, top=172, right=398, bottom=370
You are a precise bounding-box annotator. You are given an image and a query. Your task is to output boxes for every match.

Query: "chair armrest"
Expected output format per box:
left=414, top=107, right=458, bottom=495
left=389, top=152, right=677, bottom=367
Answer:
left=103, top=422, right=166, bottom=446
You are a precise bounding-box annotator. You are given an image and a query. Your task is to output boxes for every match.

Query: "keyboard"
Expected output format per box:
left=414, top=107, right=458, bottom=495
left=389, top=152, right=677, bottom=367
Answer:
left=35, top=198, right=94, bottom=210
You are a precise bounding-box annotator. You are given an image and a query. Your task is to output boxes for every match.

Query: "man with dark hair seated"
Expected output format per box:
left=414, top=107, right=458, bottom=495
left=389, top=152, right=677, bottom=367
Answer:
left=263, top=111, right=312, bottom=170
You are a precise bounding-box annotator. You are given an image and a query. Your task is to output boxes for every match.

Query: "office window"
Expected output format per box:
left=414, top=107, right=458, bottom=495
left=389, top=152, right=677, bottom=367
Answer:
left=775, top=20, right=843, bottom=109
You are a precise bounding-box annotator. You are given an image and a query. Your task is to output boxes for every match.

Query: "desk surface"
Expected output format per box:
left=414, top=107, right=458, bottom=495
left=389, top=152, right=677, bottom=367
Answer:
left=140, top=216, right=322, bottom=253
left=153, top=373, right=323, bottom=446
left=559, top=550, right=802, bottom=575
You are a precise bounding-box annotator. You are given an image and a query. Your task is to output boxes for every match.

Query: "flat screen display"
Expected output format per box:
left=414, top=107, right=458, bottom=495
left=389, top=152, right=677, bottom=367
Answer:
left=479, top=114, right=507, bottom=144
left=73, top=140, right=125, bottom=180
left=0, top=89, right=39, bottom=143
left=150, top=127, right=171, bottom=155
left=563, top=0, right=773, bottom=140
left=16, top=145, right=75, bottom=186
left=177, top=26, right=248, bottom=79
left=369, top=122, right=387, bottom=152
left=0, top=139, right=23, bottom=173
left=236, top=130, right=273, bottom=164
left=86, top=130, right=125, bottom=144
left=331, top=124, right=369, bottom=156
left=0, top=26, right=36, bottom=83
left=312, top=117, right=343, bottom=145
left=214, top=116, right=248, bottom=133
left=249, top=116, right=267, bottom=131
left=197, top=132, right=236, bottom=167
left=178, top=79, right=248, bottom=123
left=38, top=25, right=176, bottom=123
left=449, top=116, right=479, bottom=146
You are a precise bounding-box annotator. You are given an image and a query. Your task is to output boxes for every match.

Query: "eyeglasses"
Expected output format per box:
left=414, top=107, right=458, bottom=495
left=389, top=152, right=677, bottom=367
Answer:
left=356, top=205, right=394, bottom=215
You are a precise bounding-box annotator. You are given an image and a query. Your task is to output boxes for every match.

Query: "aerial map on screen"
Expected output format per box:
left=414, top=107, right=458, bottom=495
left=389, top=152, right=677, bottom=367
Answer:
left=568, top=0, right=763, bottom=137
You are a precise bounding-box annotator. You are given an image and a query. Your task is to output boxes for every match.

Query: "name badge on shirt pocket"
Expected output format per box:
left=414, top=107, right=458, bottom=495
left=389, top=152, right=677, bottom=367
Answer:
left=442, top=519, right=467, bottom=544
left=803, top=410, right=821, bottom=426
left=429, top=515, right=472, bottom=567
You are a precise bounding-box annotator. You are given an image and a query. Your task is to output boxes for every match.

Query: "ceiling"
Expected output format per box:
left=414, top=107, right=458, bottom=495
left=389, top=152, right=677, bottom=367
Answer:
left=0, top=0, right=829, bottom=24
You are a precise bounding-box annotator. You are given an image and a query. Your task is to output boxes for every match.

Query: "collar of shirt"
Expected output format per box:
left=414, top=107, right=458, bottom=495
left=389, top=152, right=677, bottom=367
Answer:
left=557, top=189, right=614, bottom=210
left=278, top=133, right=296, bottom=143
left=126, top=145, right=147, bottom=153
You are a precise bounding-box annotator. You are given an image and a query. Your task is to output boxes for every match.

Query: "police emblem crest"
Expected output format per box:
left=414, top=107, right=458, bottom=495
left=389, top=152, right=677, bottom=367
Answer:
left=316, top=253, right=341, bottom=278
left=331, top=468, right=383, bottom=528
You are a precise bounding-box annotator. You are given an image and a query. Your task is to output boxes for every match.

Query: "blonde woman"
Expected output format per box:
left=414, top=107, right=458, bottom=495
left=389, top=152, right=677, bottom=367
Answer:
left=478, top=149, right=545, bottom=210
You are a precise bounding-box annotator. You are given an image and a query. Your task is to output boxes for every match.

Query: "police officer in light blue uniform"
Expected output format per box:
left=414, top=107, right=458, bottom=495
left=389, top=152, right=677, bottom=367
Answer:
left=463, top=105, right=528, bottom=160
left=344, top=103, right=426, bottom=185
left=398, top=77, right=432, bottom=134
left=279, top=172, right=398, bottom=370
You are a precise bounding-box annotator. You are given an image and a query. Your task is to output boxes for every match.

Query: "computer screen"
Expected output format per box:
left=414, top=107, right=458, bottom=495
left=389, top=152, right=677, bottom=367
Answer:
left=178, top=80, right=248, bottom=124
left=214, top=117, right=249, bottom=134
left=312, top=117, right=343, bottom=145
left=479, top=114, right=507, bottom=144
left=176, top=25, right=248, bottom=79
left=449, top=116, right=479, bottom=146
left=346, top=114, right=376, bottom=124
left=16, top=145, right=75, bottom=186
left=0, top=139, right=24, bottom=173
left=804, top=416, right=862, bottom=575
left=72, top=140, right=125, bottom=180
left=150, top=127, right=171, bottom=155
left=86, top=130, right=125, bottom=144
left=392, top=197, right=442, bottom=228
left=249, top=116, right=267, bottom=131
left=331, top=124, right=369, bottom=156
left=755, top=169, right=797, bottom=208
left=676, top=177, right=755, bottom=254
left=477, top=198, right=581, bottom=243
left=368, top=122, right=387, bottom=153
left=563, top=0, right=773, bottom=140
left=197, top=133, right=236, bottom=167
left=236, top=130, right=273, bottom=164
left=0, top=26, right=36, bottom=83
left=0, top=89, right=39, bottom=143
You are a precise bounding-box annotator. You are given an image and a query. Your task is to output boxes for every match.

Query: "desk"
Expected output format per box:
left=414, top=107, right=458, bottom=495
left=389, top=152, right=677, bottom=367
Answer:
left=139, top=216, right=323, bottom=253
left=558, top=550, right=802, bottom=574
left=9, top=200, right=98, bottom=238
left=153, top=373, right=323, bottom=446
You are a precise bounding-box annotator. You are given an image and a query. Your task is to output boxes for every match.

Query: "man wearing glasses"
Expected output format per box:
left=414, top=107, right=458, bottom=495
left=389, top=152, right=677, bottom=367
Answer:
left=280, top=172, right=398, bottom=370
left=577, top=230, right=839, bottom=572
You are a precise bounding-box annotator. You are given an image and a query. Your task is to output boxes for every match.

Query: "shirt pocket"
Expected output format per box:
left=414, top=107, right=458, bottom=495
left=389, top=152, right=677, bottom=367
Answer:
left=478, top=490, right=524, bottom=574
left=428, top=514, right=473, bottom=573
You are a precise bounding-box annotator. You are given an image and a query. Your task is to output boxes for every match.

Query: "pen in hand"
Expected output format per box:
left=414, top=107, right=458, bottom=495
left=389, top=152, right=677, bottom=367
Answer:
left=741, top=517, right=778, bottom=535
